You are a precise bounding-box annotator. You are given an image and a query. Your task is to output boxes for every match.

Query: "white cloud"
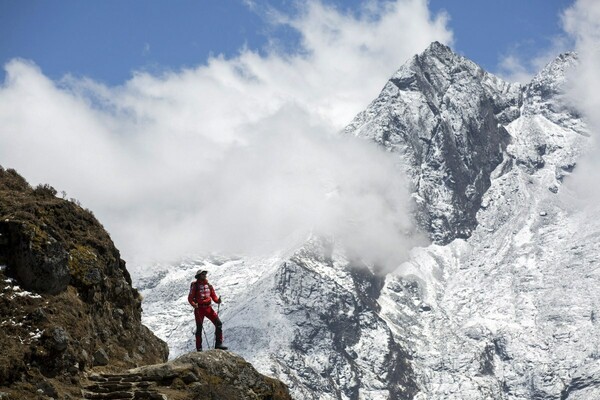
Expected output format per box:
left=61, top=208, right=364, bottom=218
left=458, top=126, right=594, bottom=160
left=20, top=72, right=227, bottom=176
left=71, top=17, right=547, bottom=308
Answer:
left=496, top=36, right=571, bottom=83
left=496, top=53, right=534, bottom=83
left=561, top=0, right=600, bottom=202
left=0, top=0, right=448, bottom=268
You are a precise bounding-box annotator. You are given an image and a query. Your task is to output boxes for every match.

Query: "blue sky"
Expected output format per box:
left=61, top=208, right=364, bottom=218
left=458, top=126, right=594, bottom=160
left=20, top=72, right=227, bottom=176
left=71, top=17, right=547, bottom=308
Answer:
left=1, top=0, right=574, bottom=85
left=430, top=0, right=573, bottom=69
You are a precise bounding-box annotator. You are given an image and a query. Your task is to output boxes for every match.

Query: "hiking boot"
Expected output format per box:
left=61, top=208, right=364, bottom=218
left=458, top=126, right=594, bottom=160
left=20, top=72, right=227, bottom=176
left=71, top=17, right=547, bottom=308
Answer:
left=215, top=343, right=228, bottom=350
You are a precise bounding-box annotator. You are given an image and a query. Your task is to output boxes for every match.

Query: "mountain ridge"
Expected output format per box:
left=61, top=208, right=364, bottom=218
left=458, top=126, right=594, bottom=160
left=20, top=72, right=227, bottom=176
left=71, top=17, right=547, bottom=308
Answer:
left=139, top=42, right=598, bottom=400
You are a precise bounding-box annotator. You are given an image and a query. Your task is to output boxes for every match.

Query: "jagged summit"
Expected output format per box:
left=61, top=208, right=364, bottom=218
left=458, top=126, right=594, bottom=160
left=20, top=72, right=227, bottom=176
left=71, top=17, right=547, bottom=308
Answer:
left=346, top=41, right=524, bottom=244
left=388, top=41, right=482, bottom=94
left=528, top=51, right=578, bottom=92
left=344, top=43, right=584, bottom=245
left=523, top=52, right=584, bottom=134
left=391, top=41, right=508, bottom=90
left=418, top=40, right=463, bottom=64
left=423, top=40, right=450, bottom=52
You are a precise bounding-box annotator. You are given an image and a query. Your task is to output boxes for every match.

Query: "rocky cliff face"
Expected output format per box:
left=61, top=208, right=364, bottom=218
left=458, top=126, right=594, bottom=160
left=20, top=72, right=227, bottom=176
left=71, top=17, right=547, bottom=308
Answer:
left=138, top=237, right=422, bottom=399
left=0, top=169, right=170, bottom=398
left=140, top=43, right=598, bottom=399
left=345, top=41, right=521, bottom=244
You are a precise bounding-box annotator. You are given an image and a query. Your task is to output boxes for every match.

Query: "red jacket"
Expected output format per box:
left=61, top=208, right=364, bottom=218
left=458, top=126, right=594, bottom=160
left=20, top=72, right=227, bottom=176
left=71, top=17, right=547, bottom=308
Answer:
left=188, top=279, right=220, bottom=307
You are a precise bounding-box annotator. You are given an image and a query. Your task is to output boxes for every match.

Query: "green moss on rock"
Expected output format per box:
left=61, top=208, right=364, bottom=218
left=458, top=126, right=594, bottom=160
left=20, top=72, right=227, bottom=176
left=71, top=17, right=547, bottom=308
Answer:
left=68, top=244, right=102, bottom=286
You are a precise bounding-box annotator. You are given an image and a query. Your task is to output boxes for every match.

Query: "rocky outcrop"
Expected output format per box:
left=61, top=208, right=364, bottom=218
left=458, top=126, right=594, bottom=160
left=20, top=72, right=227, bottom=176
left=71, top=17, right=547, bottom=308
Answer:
left=0, top=219, right=71, bottom=294
left=79, top=351, right=291, bottom=400
left=141, top=351, right=290, bottom=400
left=0, top=168, right=168, bottom=397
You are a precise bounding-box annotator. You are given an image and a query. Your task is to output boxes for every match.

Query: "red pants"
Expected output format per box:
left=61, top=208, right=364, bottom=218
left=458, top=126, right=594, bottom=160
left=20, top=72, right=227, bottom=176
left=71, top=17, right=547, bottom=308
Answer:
left=194, top=306, right=223, bottom=350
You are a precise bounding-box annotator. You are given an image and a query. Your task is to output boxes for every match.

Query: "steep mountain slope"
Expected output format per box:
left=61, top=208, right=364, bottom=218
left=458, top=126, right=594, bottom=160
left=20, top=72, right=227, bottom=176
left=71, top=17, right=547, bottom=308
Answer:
left=374, top=49, right=597, bottom=400
left=0, top=169, right=169, bottom=398
left=139, top=43, right=597, bottom=399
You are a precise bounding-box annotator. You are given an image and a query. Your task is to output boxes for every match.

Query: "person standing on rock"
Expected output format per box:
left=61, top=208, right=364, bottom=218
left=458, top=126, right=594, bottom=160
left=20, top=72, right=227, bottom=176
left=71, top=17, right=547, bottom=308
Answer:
left=188, top=270, right=227, bottom=351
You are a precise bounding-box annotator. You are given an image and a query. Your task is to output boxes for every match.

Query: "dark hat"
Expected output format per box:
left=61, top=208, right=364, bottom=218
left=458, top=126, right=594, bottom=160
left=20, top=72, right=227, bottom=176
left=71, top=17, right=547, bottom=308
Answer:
left=195, top=270, right=208, bottom=279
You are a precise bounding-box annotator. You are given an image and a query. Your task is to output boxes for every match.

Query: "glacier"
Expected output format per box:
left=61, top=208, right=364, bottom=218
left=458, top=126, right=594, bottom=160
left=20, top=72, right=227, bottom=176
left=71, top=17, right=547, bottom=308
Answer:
left=136, top=43, right=599, bottom=399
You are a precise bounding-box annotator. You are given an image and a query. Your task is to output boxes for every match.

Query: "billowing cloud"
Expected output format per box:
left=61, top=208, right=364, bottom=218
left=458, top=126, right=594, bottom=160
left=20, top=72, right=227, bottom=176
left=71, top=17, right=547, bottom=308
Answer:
left=561, top=0, right=600, bottom=202
left=0, top=0, right=449, bottom=268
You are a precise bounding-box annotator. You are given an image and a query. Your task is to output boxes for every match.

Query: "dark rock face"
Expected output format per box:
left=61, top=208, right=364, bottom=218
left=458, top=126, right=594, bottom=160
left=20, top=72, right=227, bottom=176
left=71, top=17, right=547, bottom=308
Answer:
left=273, top=237, right=418, bottom=399
left=0, top=220, right=70, bottom=294
left=0, top=167, right=168, bottom=396
left=345, top=42, right=519, bottom=244
left=560, top=367, right=600, bottom=400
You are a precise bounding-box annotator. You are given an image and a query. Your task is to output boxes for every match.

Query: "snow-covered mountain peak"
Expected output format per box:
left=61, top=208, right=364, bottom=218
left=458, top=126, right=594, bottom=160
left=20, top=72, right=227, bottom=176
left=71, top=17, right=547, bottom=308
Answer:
left=389, top=41, right=500, bottom=100
left=522, top=52, right=585, bottom=136
left=346, top=43, right=522, bottom=244
left=139, top=43, right=598, bottom=399
left=528, top=51, right=578, bottom=98
left=391, top=41, right=521, bottom=112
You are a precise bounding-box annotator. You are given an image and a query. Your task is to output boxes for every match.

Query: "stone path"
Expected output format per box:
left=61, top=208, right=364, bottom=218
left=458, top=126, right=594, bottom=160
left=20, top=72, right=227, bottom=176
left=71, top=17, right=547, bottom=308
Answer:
left=81, top=373, right=166, bottom=400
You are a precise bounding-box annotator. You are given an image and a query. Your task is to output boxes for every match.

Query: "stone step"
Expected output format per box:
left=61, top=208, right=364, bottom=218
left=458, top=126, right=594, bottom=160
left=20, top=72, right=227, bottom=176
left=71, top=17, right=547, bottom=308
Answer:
left=85, top=381, right=153, bottom=392
left=82, top=390, right=167, bottom=400
left=89, top=374, right=145, bottom=382
left=84, top=383, right=134, bottom=392
left=83, top=388, right=166, bottom=400
left=133, top=391, right=167, bottom=400
left=81, top=390, right=134, bottom=399
left=84, top=373, right=166, bottom=400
